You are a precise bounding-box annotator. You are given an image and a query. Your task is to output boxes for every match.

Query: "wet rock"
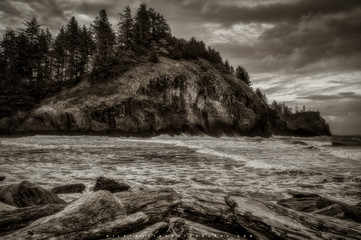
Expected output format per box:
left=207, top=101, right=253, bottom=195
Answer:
left=0, top=176, right=5, bottom=182
left=6, top=190, right=149, bottom=239
left=115, top=188, right=181, bottom=224
left=175, top=191, right=250, bottom=236
left=0, top=181, right=65, bottom=207
left=229, top=196, right=361, bottom=240
left=51, top=183, right=86, bottom=194
left=0, top=204, right=65, bottom=236
left=291, top=140, right=308, bottom=145
left=313, top=204, right=345, bottom=219
left=285, top=112, right=332, bottom=136
left=94, top=176, right=131, bottom=193
left=163, top=217, right=240, bottom=240
left=332, top=136, right=361, bottom=146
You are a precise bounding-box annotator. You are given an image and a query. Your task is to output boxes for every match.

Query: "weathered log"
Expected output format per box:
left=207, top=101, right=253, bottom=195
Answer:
left=0, top=181, right=65, bottom=207
left=51, top=183, right=86, bottom=194
left=0, top=202, right=16, bottom=211
left=278, top=192, right=361, bottom=223
left=175, top=191, right=250, bottom=236
left=163, top=217, right=240, bottom=240
left=228, top=196, right=361, bottom=240
left=94, top=176, right=130, bottom=193
left=6, top=190, right=130, bottom=239
left=115, top=188, right=182, bottom=224
left=112, top=222, right=168, bottom=240
left=0, top=204, right=65, bottom=236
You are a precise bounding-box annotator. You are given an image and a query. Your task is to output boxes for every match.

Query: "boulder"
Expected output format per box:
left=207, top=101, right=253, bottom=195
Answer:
left=228, top=196, right=361, bottom=240
left=115, top=188, right=181, bottom=224
left=0, top=176, right=5, bottom=181
left=6, top=190, right=149, bottom=239
left=94, top=177, right=130, bottom=193
left=0, top=204, right=65, bottom=236
left=51, top=183, right=86, bottom=194
left=0, top=181, right=65, bottom=207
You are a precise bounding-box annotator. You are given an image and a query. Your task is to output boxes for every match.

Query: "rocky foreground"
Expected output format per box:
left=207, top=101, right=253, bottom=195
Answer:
left=0, top=177, right=360, bottom=240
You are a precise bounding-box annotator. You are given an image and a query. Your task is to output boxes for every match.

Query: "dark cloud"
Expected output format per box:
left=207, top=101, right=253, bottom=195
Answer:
left=301, top=94, right=361, bottom=101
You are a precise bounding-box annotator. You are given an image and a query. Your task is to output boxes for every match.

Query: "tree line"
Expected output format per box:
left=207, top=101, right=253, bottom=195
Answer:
left=0, top=4, right=251, bottom=117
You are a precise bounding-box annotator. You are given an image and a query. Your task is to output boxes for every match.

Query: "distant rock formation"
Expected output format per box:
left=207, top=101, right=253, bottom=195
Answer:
left=0, top=57, right=331, bottom=137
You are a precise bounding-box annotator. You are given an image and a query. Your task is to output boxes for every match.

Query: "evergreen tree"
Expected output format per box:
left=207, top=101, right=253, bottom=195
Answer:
left=118, top=6, right=133, bottom=49
left=79, top=25, right=95, bottom=78
left=148, top=8, right=170, bottom=41
left=23, top=17, right=41, bottom=83
left=52, top=27, right=67, bottom=83
left=64, top=16, right=81, bottom=82
left=224, top=59, right=231, bottom=72
left=133, top=4, right=151, bottom=50
left=235, top=65, right=251, bottom=86
left=0, top=30, right=20, bottom=86
left=91, top=9, right=116, bottom=81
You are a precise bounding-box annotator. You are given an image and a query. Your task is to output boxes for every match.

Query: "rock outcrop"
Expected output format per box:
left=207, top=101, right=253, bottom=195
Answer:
left=0, top=58, right=274, bottom=137
left=94, top=177, right=130, bottom=193
left=0, top=181, right=65, bottom=207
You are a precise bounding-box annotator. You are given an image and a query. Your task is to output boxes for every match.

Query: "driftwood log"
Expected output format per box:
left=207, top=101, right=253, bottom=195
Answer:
left=228, top=196, right=361, bottom=240
left=114, top=188, right=182, bottom=224
left=0, top=204, right=65, bottom=236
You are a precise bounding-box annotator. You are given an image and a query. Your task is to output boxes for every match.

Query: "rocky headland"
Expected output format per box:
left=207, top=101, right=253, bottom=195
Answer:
left=0, top=177, right=360, bottom=239
left=0, top=57, right=330, bottom=137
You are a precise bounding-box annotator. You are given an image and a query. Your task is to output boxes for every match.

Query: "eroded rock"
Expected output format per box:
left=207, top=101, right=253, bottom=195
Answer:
left=0, top=181, right=65, bottom=207
left=94, top=176, right=131, bottom=193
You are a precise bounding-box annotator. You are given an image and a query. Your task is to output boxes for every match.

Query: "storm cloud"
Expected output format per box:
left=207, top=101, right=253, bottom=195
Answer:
left=0, top=0, right=360, bottom=135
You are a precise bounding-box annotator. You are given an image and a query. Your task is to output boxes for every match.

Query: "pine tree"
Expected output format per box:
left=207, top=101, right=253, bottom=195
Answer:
left=133, top=4, right=151, bottom=50
left=23, top=17, right=41, bottom=83
left=64, top=16, right=81, bottom=82
left=79, top=25, right=95, bottom=78
left=52, top=27, right=67, bottom=83
left=118, top=6, right=133, bottom=49
left=224, top=60, right=231, bottom=72
left=0, top=30, right=20, bottom=86
left=91, top=9, right=116, bottom=81
left=235, top=65, right=251, bottom=86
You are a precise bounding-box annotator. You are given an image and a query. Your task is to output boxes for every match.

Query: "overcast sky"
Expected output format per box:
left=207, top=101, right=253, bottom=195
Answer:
left=1, top=0, right=360, bottom=135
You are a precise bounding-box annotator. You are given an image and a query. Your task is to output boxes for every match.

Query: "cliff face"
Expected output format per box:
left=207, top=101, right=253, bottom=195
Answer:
left=0, top=58, right=271, bottom=137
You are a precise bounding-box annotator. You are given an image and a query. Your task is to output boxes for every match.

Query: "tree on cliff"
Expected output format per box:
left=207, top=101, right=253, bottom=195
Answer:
left=91, top=9, right=116, bottom=81
left=52, top=27, right=66, bottom=83
left=133, top=4, right=151, bottom=51
left=117, top=6, right=133, bottom=49
left=236, top=65, right=251, bottom=86
left=64, top=17, right=81, bottom=82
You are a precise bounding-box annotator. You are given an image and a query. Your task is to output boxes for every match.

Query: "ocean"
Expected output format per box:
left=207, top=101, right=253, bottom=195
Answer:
left=1, top=135, right=360, bottom=204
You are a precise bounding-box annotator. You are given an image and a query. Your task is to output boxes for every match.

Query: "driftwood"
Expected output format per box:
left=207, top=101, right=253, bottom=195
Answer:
left=112, top=221, right=169, bottom=240
left=6, top=190, right=133, bottom=239
left=228, top=196, right=361, bottom=240
left=50, top=183, right=86, bottom=194
left=0, top=204, right=65, bottom=236
left=0, top=202, right=16, bottom=211
left=0, top=181, right=65, bottom=207
left=278, top=192, right=361, bottom=223
left=163, top=217, right=240, bottom=240
left=115, top=188, right=182, bottom=224
left=175, top=191, right=251, bottom=236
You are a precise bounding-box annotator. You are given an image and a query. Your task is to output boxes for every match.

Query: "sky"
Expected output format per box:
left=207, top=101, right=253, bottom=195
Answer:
left=0, top=0, right=360, bottom=135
